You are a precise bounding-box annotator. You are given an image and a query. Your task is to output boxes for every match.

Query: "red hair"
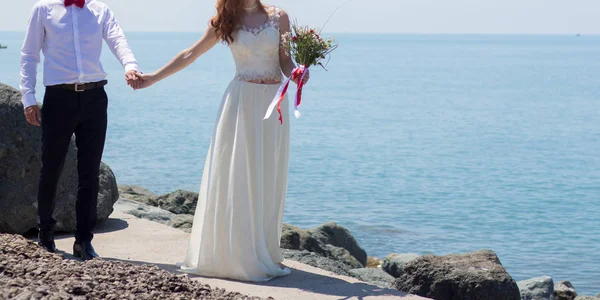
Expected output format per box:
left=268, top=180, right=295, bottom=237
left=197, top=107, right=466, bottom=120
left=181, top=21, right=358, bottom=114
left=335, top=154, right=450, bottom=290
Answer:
left=211, top=0, right=267, bottom=44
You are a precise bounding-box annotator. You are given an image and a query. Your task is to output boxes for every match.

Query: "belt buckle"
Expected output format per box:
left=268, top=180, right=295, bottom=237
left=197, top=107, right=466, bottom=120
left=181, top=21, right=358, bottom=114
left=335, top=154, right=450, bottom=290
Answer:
left=74, top=83, right=84, bottom=92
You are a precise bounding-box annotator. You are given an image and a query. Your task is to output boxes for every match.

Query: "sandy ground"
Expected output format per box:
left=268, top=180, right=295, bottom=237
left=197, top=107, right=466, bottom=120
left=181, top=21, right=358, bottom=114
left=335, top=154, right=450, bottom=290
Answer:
left=45, top=210, right=428, bottom=300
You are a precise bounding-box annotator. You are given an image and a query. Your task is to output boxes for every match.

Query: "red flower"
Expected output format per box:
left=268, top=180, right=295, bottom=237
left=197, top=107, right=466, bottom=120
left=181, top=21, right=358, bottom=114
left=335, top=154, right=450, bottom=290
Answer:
left=315, top=34, right=320, bottom=38
left=292, top=36, right=297, bottom=42
left=310, top=29, right=314, bottom=34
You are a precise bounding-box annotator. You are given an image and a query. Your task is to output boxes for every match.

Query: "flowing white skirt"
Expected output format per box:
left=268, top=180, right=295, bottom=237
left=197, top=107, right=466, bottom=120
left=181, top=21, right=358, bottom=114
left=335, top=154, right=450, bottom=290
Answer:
left=179, top=79, right=291, bottom=282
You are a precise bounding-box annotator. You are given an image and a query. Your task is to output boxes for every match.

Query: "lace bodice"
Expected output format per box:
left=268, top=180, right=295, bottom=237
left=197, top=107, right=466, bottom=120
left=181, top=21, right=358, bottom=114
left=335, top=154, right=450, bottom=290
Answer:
left=231, top=7, right=283, bottom=82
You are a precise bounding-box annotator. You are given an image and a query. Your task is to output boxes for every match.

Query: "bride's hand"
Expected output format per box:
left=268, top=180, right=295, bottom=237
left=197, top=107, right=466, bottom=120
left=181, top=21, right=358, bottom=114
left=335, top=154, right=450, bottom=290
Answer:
left=293, top=69, right=310, bottom=85
left=133, top=72, right=159, bottom=90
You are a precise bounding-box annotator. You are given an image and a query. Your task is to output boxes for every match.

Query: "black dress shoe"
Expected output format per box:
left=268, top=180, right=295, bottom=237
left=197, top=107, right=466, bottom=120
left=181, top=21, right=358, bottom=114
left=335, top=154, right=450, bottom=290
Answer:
left=38, top=240, right=57, bottom=253
left=73, top=241, right=99, bottom=261
left=38, top=230, right=57, bottom=253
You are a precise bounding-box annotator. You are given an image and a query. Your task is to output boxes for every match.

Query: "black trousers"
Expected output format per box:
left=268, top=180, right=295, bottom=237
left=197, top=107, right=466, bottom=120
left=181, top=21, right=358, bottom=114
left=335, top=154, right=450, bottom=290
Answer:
left=37, top=86, right=108, bottom=243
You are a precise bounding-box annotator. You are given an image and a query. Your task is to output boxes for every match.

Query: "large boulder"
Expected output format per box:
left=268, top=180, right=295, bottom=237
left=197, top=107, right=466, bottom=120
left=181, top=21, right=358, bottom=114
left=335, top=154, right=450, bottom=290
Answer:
left=393, top=250, right=520, bottom=300
left=309, top=222, right=368, bottom=267
left=117, top=185, right=157, bottom=204
left=517, top=276, right=555, bottom=300
left=0, top=83, right=119, bottom=234
left=150, top=190, right=198, bottom=215
left=281, top=223, right=365, bottom=268
left=554, top=281, right=577, bottom=300
left=382, top=253, right=421, bottom=278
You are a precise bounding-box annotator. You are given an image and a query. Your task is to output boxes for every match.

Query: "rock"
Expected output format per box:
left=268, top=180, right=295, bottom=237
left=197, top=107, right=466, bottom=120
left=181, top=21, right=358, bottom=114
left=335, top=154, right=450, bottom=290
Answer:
left=280, top=223, right=366, bottom=268
left=0, top=83, right=119, bottom=234
left=382, top=253, right=420, bottom=278
left=117, top=185, right=157, bottom=204
left=554, top=281, right=577, bottom=300
left=393, top=250, right=520, bottom=300
left=169, top=214, right=194, bottom=232
left=282, top=249, right=354, bottom=278
left=114, top=199, right=175, bottom=225
left=97, top=163, right=119, bottom=224
left=517, top=276, right=554, bottom=300
left=324, top=244, right=364, bottom=269
left=575, top=297, right=600, bottom=300
left=114, top=199, right=195, bottom=233
left=309, top=222, right=368, bottom=267
left=350, top=268, right=395, bottom=288
left=366, top=256, right=384, bottom=268
left=152, top=190, right=198, bottom=215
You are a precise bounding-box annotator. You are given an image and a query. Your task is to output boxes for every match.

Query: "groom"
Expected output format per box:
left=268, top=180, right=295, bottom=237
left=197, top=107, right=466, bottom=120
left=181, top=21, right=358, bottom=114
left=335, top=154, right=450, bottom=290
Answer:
left=20, top=0, right=141, bottom=260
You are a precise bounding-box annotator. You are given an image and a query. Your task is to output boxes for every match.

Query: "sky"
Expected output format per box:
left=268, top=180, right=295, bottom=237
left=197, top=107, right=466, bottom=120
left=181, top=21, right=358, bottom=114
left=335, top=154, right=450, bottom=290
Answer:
left=0, top=0, right=599, bottom=34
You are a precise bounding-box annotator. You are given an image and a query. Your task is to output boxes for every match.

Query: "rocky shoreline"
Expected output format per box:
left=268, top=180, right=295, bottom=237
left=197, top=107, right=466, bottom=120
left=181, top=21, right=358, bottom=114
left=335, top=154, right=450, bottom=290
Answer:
left=118, top=185, right=600, bottom=300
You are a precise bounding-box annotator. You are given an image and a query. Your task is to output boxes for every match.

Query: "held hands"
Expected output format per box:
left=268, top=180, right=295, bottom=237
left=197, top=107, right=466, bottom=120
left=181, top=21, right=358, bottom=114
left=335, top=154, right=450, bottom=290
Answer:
left=126, top=70, right=157, bottom=90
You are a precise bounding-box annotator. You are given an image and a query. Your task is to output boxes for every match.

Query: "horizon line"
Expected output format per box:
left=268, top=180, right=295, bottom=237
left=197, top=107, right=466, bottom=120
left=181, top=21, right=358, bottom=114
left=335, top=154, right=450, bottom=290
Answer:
left=1, top=30, right=599, bottom=36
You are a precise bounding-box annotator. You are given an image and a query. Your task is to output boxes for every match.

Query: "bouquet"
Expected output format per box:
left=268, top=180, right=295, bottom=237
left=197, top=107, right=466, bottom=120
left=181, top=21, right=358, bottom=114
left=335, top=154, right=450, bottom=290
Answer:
left=264, top=22, right=338, bottom=124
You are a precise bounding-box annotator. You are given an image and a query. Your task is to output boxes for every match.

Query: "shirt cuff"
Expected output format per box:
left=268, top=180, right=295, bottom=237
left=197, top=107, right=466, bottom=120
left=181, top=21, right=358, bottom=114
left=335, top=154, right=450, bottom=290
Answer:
left=21, top=94, right=38, bottom=109
left=124, top=63, right=141, bottom=73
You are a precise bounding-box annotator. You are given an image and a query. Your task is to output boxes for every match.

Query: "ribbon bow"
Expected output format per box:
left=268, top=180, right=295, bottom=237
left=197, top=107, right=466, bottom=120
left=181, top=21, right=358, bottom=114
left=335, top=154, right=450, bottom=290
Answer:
left=264, top=65, right=307, bottom=124
left=65, top=0, right=85, bottom=8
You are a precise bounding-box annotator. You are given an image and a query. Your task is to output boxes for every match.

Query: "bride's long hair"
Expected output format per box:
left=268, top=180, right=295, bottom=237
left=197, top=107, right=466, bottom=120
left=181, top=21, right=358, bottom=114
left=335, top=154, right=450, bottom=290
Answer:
left=211, top=0, right=267, bottom=44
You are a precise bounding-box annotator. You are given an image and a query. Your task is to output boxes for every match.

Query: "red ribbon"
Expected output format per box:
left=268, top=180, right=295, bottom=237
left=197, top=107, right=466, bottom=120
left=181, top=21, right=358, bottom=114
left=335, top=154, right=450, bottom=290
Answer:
left=265, top=65, right=307, bottom=124
left=276, top=67, right=305, bottom=124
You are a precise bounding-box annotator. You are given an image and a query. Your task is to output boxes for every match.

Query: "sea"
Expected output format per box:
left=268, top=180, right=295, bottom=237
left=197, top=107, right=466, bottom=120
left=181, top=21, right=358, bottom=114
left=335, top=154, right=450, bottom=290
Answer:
left=1, top=32, right=599, bottom=294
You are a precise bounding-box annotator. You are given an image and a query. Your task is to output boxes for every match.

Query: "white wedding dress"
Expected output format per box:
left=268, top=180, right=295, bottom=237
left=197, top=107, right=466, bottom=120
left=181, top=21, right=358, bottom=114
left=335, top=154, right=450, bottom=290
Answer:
left=179, top=6, right=292, bottom=282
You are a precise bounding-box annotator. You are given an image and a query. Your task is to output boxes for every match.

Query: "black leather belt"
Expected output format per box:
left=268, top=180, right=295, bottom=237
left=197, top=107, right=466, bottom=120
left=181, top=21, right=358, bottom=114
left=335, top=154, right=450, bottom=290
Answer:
left=48, top=80, right=108, bottom=92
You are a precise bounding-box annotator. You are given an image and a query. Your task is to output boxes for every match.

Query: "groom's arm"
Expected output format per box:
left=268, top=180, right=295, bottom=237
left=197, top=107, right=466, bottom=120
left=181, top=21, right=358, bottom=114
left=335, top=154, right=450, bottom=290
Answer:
left=101, top=5, right=141, bottom=83
left=20, top=3, right=45, bottom=125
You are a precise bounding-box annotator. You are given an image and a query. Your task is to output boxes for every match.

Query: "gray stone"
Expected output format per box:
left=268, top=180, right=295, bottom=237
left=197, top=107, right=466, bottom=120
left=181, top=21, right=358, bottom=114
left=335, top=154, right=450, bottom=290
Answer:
left=169, top=214, right=194, bottom=232
left=114, top=199, right=175, bottom=225
left=382, top=253, right=420, bottom=278
left=554, top=281, right=577, bottom=300
left=280, top=223, right=366, bottom=268
left=350, top=268, right=394, bottom=288
left=152, top=190, right=198, bottom=215
left=0, top=83, right=119, bottom=234
left=309, top=222, right=368, bottom=267
left=115, top=199, right=194, bottom=232
left=517, top=276, right=554, bottom=300
left=117, top=185, right=156, bottom=204
left=282, top=249, right=354, bottom=278
left=393, top=250, right=520, bottom=300
left=574, top=297, right=600, bottom=300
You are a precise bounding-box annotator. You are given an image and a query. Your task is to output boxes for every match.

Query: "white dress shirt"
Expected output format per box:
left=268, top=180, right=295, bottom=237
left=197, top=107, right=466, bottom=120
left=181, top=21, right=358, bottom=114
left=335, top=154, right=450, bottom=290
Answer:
left=20, top=0, right=141, bottom=108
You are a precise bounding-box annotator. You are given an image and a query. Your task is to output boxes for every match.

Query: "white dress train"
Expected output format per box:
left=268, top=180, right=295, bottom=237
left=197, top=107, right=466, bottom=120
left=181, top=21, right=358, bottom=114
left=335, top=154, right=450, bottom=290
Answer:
left=179, top=6, right=292, bottom=282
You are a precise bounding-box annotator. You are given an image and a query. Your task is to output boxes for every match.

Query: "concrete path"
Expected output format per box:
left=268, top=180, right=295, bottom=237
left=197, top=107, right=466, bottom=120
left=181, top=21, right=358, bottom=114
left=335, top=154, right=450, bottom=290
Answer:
left=49, top=210, right=428, bottom=300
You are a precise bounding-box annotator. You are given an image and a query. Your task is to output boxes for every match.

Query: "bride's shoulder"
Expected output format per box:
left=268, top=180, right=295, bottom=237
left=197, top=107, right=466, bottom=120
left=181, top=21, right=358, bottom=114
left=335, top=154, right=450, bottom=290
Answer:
left=266, top=5, right=288, bottom=20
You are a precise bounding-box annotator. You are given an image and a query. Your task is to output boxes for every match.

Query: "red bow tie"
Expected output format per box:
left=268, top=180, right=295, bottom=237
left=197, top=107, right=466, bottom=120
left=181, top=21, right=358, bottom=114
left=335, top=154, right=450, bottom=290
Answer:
left=65, top=0, right=85, bottom=8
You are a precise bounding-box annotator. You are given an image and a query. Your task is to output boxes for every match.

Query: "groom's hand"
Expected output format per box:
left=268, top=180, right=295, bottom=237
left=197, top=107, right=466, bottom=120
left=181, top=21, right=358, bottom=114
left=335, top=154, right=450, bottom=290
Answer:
left=24, top=105, right=41, bottom=126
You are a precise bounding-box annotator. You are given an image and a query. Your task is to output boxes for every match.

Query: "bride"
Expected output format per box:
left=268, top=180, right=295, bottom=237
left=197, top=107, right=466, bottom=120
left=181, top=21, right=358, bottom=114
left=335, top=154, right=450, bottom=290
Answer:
left=134, top=0, right=309, bottom=282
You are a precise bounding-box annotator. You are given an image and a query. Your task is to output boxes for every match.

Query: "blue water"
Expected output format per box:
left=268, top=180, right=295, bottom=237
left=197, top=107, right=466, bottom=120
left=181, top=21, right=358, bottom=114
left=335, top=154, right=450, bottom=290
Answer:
left=1, top=32, right=599, bottom=294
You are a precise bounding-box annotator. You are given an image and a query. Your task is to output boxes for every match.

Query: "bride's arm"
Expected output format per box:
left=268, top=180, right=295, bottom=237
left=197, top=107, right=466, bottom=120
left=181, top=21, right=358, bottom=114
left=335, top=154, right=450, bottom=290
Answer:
left=278, top=10, right=309, bottom=84
left=136, top=26, right=219, bottom=88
